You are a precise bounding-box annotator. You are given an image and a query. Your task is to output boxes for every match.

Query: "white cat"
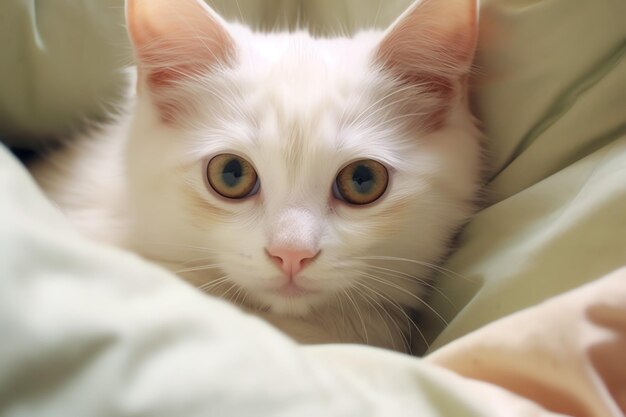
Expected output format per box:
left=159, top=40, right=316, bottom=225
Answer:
left=32, top=0, right=482, bottom=353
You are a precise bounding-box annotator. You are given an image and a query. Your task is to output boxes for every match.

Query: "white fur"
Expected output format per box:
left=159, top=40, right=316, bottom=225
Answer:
left=32, top=0, right=482, bottom=353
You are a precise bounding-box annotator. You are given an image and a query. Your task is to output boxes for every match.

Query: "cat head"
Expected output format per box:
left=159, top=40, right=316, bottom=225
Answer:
left=124, top=0, right=481, bottom=316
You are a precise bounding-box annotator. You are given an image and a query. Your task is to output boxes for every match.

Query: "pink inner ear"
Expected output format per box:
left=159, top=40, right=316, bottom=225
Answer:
left=138, top=37, right=234, bottom=90
left=127, top=0, right=235, bottom=123
left=374, top=0, right=478, bottom=131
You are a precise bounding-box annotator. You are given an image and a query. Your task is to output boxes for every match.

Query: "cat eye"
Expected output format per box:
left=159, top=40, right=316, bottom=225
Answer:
left=207, top=154, right=259, bottom=199
left=333, top=159, right=388, bottom=205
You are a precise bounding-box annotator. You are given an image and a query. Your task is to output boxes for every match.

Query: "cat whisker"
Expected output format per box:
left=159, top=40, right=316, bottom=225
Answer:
left=194, top=80, right=252, bottom=122
left=220, top=282, right=239, bottom=302
left=361, top=264, right=455, bottom=307
left=229, top=286, right=245, bottom=307
left=355, top=282, right=411, bottom=351
left=355, top=255, right=471, bottom=282
left=345, top=82, right=417, bottom=129
left=339, top=51, right=400, bottom=116
left=351, top=283, right=407, bottom=352
left=357, top=282, right=416, bottom=352
left=181, top=255, right=219, bottom=265
left=376, top=111, right=431, bottom=128
left=356, top=270, right=448, bottom=326
left=238, top=289, right=251, bottom=308
left=134, top=241, right=226, bottom=253
left=354, top=272, right=428, bottom=350
left=343, top=288, right=369, bottom=345
left=176, top=263, right=226, bottom=274
left=350, top=95, right=420, bottom=133
left=345, top=83, right=419, bottom=131
left=197, top=275, right=231, bottom=293
left=361, top=263, right=431, bottom=286
left=334, top=292, right=348, bottom=325
left=337, top=67, right=381, bottom=128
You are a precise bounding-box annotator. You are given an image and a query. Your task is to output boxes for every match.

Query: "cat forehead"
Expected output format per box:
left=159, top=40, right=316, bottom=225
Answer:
left=186, top=29, right=402, bottom=166
left=238, top=29, right=378, bottom=72
left=233, top=30, right=378, bottom=97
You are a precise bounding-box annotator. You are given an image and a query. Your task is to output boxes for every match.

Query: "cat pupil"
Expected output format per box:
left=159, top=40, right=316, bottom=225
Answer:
left=222, top=159, right=243, bottom=187
left=352, top=165, right=374, bottom=194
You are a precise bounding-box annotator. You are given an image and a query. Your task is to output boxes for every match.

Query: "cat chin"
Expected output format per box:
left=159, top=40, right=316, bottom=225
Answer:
left=253, top=291, right=329, bottom=317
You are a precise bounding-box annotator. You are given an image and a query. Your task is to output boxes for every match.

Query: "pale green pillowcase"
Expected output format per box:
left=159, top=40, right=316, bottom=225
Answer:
left=426, top=0, right=626, bottom=348
left=0, top=0, right=128, bottom=145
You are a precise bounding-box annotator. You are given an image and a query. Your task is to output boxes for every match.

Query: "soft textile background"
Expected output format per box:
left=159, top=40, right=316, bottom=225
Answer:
left=427, top=0, right=626, bottom=347
left=0, top=0, right=624, bottom=350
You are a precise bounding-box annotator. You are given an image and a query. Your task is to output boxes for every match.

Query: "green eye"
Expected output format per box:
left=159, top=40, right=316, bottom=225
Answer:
left=334, top=159, right=388, bottom=205
left=207, top=154, right=259, bottom=199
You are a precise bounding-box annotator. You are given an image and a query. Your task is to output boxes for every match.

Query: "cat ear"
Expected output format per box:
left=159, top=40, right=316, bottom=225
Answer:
left=374, top=0, right=478, bottom=129
left=126, top=0, right=235, bottom=120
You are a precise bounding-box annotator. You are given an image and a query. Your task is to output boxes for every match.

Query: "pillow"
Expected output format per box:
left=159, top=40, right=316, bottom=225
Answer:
left=426, top=0, right=626, bottom=348
left=0, top=0, right=128, bottom=146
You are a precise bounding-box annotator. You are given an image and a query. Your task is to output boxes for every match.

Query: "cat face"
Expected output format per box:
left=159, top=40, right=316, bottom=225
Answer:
left=125, top=0, right=481, bottom=316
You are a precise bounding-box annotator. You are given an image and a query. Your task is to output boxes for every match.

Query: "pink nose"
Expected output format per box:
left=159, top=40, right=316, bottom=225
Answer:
left=266, top=247, right=319, bottom=278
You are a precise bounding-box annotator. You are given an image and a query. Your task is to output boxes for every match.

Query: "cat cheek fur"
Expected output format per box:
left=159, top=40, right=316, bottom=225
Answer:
left=32, top=0, right=482, bottom=353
